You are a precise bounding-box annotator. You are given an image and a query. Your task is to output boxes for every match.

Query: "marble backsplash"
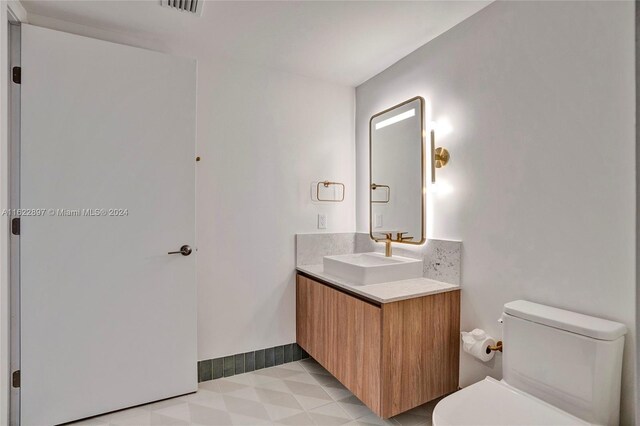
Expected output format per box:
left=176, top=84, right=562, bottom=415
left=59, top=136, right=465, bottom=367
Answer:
left=295, top=233, right=356, bottom=266
left=296, top=232, right=462, bottom=285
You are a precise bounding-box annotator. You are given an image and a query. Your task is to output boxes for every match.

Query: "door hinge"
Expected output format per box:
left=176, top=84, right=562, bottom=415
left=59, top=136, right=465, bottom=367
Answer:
left=12, top=370, right=20, bottom=388
left=11, top=218, right=19, bottom=235
left=12, top=67, right=21, bottom=84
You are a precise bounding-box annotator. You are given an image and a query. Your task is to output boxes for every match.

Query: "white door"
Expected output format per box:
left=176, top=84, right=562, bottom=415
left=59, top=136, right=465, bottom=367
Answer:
left=19, top=24, right=197, bottom=425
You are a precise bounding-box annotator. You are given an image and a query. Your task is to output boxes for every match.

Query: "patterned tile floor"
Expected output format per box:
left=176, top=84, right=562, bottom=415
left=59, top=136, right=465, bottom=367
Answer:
left=71, top=358, right=438, bottom=426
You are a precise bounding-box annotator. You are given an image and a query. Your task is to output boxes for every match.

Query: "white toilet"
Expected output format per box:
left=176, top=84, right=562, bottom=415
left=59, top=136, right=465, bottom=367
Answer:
left=433, top=300, right=627, bottom=426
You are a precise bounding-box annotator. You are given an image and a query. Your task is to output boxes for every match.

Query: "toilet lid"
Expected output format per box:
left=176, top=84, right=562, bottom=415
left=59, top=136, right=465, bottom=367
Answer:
left=432, top=377, right=590, bottom=426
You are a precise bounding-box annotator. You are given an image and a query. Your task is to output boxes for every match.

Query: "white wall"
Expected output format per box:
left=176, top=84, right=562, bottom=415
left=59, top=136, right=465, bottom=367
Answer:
left=194, top=57, right=355, bottom=358
left=24, top=14, right=356, bottom=360
left=356, top=1, right=636, bottom=424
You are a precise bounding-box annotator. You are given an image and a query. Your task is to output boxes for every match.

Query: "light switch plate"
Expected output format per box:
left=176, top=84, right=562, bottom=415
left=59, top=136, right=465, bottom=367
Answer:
left=318, top=213, right=327, bottom=230
left=375, top=214, right=383, bottom=228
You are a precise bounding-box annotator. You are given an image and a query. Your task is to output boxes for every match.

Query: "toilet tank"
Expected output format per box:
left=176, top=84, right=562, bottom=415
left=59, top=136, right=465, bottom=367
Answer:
left=502, top=300, right=626, bottom=426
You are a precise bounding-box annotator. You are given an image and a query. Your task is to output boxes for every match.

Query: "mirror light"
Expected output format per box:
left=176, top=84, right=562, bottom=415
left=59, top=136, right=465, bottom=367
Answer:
left=429, top=180, right=453, bottom=196
left=375, top=109, right=415, bottom=130
left=430, top=123, right=451, bottom=183
left=429, top=119, right=453, bottom=136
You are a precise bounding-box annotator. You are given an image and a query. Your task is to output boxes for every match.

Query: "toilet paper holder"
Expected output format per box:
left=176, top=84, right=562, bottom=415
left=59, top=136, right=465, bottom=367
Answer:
left=486, top=340, right=503, bottom=353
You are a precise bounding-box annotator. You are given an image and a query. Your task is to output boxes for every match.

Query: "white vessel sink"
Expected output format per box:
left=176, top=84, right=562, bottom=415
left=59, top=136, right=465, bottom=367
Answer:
left=323, top=252, right=423, bottom=285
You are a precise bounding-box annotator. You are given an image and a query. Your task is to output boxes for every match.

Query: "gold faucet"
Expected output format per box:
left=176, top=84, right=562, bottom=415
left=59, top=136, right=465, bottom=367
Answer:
left=383, top=233, right=393, bottom=257
left=374, top=232, right=415, bottom=257
left=373, top=233, right=394, bottom=257
left=396, top=232, right=414, bottom=243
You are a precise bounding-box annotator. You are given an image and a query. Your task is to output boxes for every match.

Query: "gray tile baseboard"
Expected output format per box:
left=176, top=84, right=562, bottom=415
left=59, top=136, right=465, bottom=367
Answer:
left=197, top=343, right=309, bottom=383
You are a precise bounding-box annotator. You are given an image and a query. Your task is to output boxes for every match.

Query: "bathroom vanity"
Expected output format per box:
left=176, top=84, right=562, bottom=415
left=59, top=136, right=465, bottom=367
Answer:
left=295, top=264, right=460, bottom=418
left=294, top=96, right=460, bottom=417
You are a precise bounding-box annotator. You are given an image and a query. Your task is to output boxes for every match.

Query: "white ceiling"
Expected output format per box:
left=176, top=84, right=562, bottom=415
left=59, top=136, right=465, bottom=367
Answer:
left=21, top=0, right=491, bottom=87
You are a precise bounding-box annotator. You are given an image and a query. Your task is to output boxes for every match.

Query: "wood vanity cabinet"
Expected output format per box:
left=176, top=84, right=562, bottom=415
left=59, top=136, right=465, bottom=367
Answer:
left=296, top=273, right=460, bottom=418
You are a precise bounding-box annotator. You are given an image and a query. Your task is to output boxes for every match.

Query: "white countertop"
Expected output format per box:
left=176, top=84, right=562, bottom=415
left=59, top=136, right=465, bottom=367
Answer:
left=296, top=264, right=460, bottom=304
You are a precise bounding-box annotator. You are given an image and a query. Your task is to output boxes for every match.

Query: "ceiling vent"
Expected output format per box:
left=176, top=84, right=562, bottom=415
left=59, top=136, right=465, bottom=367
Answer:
left=161, top=0, right=203, bottom=16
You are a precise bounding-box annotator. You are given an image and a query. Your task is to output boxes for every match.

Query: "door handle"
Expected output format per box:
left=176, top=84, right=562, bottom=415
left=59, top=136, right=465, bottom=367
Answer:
left=168, top=245, right=192, bottom=256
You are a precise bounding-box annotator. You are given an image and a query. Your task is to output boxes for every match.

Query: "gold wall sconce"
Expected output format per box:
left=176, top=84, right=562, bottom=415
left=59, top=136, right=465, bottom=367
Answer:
left=430, top=129, right=450, bottom=183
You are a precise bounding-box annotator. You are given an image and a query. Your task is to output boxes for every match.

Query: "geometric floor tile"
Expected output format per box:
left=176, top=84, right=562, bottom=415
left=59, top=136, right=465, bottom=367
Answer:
left=275, top=411, right=315, bottom=426
left=277, top=362, right=307, bottom=373
left=390, top=414, right=431, bottom=426
left=283, top=379, right=333, bottom=401
left=152, top=403, right=192, bottom=422
left=286, top=372, right=324, bottom=386
left=262, top=403, right=305, bottom=422
left=149, top=412, right=190, bottom=426
left=346, top=413, right=399, bottom=426
left=255, top=380, right=294, bottom=394
left=294, top=393, right=339, bottom=412
left=69, top=359, right=437, bottom=425
left=228, top=412, right=273, bottom=426
left=255, top=388, right=303, bottom=410
left=254, top=368, right=302, bottom=380
left=322, top=386, right=354, bottom=402
left=309, top=373, right=343, bottom=389
left=215, top=380, right=250, bottom=394
left=337, top=396, right=376, bottom=420
left=307, top=402, right=352, bottom=425
left=224, top=387, right=263, bottom=404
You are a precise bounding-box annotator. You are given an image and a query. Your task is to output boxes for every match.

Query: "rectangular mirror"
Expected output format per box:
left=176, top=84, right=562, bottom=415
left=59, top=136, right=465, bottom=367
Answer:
left=369, top=96, right=425, bottom=245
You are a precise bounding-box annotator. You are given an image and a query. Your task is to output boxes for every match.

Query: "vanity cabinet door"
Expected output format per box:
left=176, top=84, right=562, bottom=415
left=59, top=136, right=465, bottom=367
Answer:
left=296, top=275, right=333, bottom=366
left=380, top=290, right=460, bottom=417
left=296, top=275, right=312, bottom=357
left=332, top=288, right=382, bottom=414
left=296, top=275, right=382, bottom=414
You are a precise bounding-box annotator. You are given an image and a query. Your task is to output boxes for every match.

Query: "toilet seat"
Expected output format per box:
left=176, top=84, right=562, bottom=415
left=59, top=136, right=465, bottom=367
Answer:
left=432, top=377, right=590, bottom=426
